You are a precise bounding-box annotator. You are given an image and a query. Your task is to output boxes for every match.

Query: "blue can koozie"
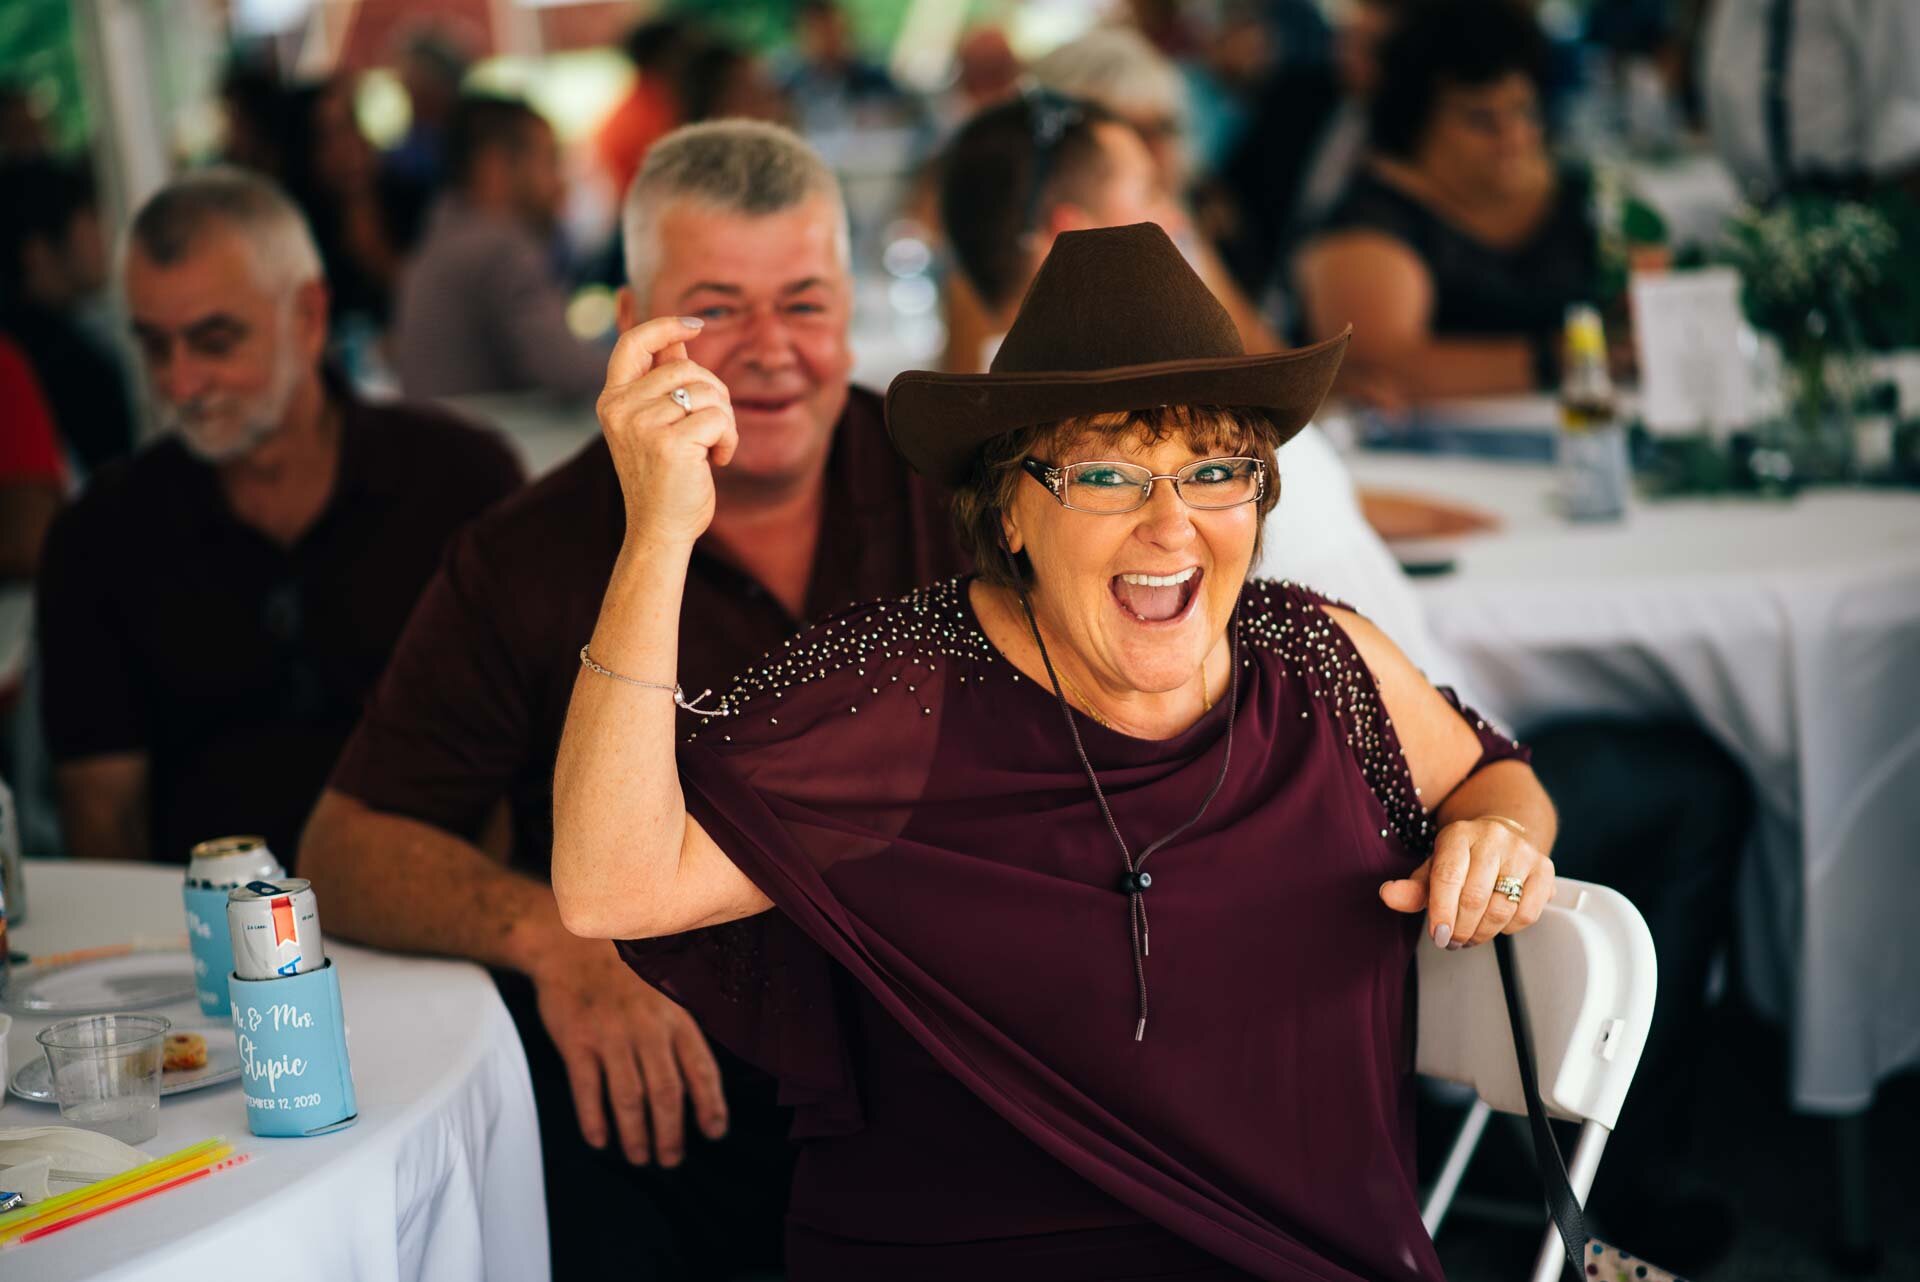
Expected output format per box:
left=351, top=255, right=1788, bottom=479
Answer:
left=184, top=884, right=239, bottom=1017
left=228, top=959, right=358, bottom=1137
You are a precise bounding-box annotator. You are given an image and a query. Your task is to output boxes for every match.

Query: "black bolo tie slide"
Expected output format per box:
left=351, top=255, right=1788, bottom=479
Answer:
left=1118, top=871, right=1153, bottom=894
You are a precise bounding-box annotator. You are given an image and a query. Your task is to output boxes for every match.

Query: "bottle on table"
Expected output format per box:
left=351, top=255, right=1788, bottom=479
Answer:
left=1557, top=302, right=1631, bottom=521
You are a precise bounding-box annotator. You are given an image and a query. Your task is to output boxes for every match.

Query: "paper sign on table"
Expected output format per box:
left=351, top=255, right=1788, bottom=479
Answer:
left=1629, top=267, right=1755, bottom=436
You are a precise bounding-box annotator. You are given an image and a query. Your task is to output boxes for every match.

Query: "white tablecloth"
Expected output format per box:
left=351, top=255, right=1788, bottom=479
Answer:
left=1346, top=454, right=1920, bottom=1114
left=1, top=860, right=548, bottom=1282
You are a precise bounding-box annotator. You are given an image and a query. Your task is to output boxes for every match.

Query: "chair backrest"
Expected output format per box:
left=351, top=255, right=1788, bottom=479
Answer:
left=1415, top=878, right=1656, bottom=1129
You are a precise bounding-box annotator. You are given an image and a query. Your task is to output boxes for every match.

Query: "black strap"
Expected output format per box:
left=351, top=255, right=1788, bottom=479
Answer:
left=1493, top=933, right=1588, bottom=1281
left=1764, top=0, right=1796, bottom=193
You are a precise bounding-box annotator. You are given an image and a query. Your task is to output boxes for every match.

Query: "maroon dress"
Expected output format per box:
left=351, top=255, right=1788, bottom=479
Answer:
left=619, top=577, right=1526, bottom=1281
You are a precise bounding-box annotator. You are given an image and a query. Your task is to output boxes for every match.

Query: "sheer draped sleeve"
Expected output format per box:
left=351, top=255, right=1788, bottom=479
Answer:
left=616, top=587, right=971, bottom=1138
left=1251, top=580, right=1530, bottom=855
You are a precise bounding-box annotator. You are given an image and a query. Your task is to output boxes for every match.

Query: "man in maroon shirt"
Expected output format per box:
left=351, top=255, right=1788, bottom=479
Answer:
left=35, top=169, right=522, bottom=864
left=301, top=121, right=965, bottom=1279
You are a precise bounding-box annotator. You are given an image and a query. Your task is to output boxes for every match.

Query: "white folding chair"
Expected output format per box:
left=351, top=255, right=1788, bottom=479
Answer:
left=1416, top=878, right=1658, bottom=1282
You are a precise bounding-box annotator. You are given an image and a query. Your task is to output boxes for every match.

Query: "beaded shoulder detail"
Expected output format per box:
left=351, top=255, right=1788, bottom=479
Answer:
left=1237, top=579, right=1436, bottom=853
left=691, top=576, right=997, bottom=740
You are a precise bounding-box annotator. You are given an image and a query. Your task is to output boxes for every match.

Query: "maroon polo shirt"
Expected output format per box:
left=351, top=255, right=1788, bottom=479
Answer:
left=327, top=385, right=967, bottom=874
left=35, top=389, right=525, bottom=864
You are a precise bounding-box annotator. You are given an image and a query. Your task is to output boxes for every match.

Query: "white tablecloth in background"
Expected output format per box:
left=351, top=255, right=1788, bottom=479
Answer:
left=1346, top=454, right=1920, bottom=1114
left=1, top=860, right=548, bottom=1282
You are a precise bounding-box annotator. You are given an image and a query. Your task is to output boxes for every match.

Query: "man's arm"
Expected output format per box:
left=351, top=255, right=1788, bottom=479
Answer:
left=55, top=753, right=150, bottom=860
left=301, top=497, right=729, bottom=1168
left=301, top=788, right=564, bottom=972
left=1294, top=232, right=1538, bottom=400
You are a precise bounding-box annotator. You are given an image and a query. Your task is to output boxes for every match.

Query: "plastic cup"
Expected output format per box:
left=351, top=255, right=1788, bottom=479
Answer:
left=35, top=1014, right=170, bottom=1144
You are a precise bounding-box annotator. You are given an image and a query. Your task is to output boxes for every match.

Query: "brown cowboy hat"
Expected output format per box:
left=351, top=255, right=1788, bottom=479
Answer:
left=885, top=222, right=1350, bottom=486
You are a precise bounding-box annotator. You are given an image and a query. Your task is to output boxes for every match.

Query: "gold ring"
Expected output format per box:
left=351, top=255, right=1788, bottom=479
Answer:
left=1494, top=875, right=1525, bottom=903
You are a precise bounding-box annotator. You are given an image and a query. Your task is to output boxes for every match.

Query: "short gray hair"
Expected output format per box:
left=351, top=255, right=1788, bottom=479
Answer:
left=1032, top=27, right=1190, bottom=133
left=126, top=166, right=323, bottom=297
left=621, top=120, right=848, bottom=298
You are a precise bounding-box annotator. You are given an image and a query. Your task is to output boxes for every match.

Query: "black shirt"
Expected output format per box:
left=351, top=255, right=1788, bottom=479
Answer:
left=1315, top=167, right=1598, bottom=339
left=36, top=389, right=525, bottom=863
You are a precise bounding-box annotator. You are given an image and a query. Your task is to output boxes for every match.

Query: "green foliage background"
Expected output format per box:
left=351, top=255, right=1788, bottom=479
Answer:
left=0, top=0, right=90, bottom=150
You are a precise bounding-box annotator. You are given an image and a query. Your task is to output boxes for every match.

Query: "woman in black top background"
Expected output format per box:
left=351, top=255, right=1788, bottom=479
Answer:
left=1293, top=0, right=1597, bottom=405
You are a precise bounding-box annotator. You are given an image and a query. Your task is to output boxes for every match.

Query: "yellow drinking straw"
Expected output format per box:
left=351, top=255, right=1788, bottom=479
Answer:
left=0, top=1136, right=233, bottom=1243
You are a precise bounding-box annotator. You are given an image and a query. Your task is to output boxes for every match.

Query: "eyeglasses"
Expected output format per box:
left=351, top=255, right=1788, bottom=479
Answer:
left=1021, top=456, right=1271, bottom=515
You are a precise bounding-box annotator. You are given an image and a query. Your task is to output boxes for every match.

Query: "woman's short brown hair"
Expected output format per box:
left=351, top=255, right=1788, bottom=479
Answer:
left=951, top=404, right=1286, bottom=588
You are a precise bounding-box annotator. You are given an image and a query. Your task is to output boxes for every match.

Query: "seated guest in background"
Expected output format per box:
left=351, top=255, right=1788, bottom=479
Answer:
left=392, top=93, right=608, bottom=400
left=300, top=121, right=967, bottom=1280
left=780, top=0, right=914, bottom=135
left=385, top=27, right=470, bottom=190
left=596, top=18, right=694, bottom=202
left=550, top=221, right=1558, bottom=1280
left=938, top=90, right=1191, bottom=374
left=675, top=34, right=790, bottom=127
left=1217, top=0, right=1407, bottom=309
left=278, top=78, right=431, bottom=334
left=1293, top=0, right=1598, bottom=404
left=0, top=336, right=66, bottom=580
left=34, top=169, right=522, bottom=865
left=0, top=157, right=138, bottom=475
left=1031, top=26, right=1279, bottom=356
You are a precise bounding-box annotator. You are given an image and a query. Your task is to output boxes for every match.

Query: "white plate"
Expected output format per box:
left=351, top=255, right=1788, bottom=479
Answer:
left=9, top=1028, right=241, bottom=1102
left=1, top=951, right=196, bottom=1015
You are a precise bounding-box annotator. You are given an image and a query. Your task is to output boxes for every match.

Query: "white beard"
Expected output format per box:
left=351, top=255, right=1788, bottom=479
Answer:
left=165, top=338, right=306, bottom=464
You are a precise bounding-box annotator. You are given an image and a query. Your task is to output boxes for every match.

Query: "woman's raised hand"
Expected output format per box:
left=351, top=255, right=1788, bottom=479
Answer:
left=596, top=315, right=738, bottom=550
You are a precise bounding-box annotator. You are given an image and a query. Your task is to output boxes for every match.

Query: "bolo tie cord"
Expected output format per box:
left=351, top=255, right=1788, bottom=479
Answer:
left=1014, top=579, right=1241, bottom=1042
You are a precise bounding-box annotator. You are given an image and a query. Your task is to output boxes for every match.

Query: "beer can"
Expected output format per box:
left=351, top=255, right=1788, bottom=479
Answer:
left=227, top=879, right=325, bottom=980
left=184, top=837, right=287, bottom=1015
left=186, top=836, right=285, bottom=890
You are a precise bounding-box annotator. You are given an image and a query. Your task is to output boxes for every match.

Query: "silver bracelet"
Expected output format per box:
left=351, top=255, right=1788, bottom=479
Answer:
left=578, top=645, right=731, bottom=718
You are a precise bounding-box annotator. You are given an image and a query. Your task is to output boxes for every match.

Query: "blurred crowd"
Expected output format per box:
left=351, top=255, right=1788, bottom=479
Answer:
left=5, top=1, right=1920, bottom=1277
left=6, top=0, right=1918, bottom=570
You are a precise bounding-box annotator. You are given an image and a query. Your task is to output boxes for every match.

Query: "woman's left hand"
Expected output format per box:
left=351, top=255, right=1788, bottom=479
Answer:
left=1379, top=819, right=1555, bottom=948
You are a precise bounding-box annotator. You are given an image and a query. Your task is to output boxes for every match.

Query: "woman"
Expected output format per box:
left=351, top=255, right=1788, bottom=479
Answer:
left=1293, top=0, right=1598, bottom=403
left=554, top=222, right=1557, bottom=1281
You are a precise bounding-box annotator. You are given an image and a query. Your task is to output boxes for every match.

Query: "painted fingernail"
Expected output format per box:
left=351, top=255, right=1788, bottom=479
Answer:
left=677, top=315, right=706, bottom=328
left=1433, top=923, right=1452, bottom=948
left=1447, top=941, right=1464, bottom=951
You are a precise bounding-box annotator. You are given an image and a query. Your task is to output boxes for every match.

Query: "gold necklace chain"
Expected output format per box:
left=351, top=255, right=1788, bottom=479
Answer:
left=1053, top=652, right=1214, bottom=729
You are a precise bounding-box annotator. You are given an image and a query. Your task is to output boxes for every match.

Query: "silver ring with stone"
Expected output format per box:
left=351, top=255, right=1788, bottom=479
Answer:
left=670, top=386, right=694, bottom=413
left=1494, top=875, right=1525, bottom=904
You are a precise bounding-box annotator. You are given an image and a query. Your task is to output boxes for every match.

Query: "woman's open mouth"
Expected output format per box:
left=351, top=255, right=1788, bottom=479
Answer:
left=1110, top=567, right=1203, bottom=625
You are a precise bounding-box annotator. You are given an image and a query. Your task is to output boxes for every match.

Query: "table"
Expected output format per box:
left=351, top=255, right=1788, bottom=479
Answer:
left=1345, top=452, right=1920, bottom=1115
left=1, top=860, right=548, bottom=1282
